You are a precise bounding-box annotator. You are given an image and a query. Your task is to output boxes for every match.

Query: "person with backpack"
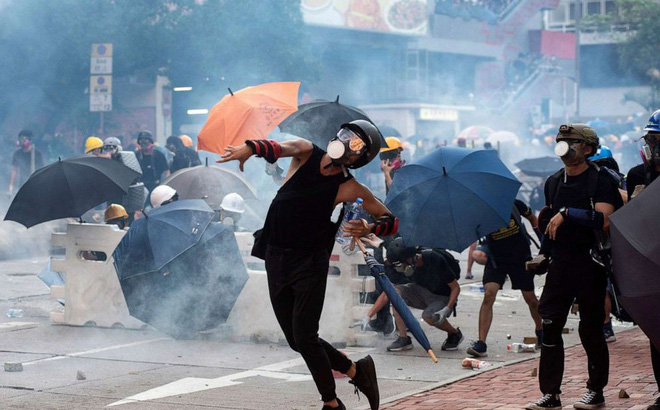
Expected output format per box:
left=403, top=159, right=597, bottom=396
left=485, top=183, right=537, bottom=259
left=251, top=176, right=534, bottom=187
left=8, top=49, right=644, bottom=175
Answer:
left=466, top=199, right=543, bottom=358
left=525, top=124, right=623, bottom=410
left=369, top=238, right=463, bottom=353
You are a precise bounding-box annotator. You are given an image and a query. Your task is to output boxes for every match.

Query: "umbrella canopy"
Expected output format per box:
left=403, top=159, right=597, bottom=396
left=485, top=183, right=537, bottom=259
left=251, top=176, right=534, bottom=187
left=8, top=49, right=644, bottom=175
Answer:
left=5, top=156, right=141, bottom=228
left=515, top=156, right=563, bottom=177
left=163, top=163, right=258, bottom=209
left=385, top=147, right=521, bottom=252
left=197, top=82, right=300, bottom=155
left=487, top=131, right=519, bottom=145
left=377, top=124, right=402, bottom=138
left=118, top=221, right=249, bottom=338
left=456, top=125, right=494, bottom=141
left=113, top=199, right=215, bottom=279
left=610, top=180, right=660, bottom=350
left=279, top=96, right=385, bottom=147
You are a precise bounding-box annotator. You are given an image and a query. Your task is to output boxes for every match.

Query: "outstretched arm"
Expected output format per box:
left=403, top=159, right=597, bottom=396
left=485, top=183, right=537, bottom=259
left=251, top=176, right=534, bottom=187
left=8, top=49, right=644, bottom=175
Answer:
left=217, top=139, right=313, bottom=171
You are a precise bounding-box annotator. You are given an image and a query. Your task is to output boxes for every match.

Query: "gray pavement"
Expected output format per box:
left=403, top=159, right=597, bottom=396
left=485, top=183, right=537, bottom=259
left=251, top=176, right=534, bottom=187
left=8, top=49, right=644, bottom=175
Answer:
left=0, top=255, right=629, bottom=409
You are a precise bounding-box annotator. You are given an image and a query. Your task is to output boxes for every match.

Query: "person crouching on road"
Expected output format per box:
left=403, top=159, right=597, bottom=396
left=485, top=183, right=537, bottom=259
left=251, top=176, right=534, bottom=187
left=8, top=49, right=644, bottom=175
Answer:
left=218, top=120, right=397, bottom=410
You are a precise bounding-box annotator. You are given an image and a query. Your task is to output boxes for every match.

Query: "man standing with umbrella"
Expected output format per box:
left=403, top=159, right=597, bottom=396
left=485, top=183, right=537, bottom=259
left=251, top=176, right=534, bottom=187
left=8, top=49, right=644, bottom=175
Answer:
left=526, top=124, right=623, bottom=410
left=219, top=120, right=397, bottom=410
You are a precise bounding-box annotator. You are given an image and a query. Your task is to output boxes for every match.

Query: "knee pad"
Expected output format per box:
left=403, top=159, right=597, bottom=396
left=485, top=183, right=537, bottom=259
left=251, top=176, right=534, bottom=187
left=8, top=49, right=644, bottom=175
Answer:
left=541, top=318, right=565, bottom=347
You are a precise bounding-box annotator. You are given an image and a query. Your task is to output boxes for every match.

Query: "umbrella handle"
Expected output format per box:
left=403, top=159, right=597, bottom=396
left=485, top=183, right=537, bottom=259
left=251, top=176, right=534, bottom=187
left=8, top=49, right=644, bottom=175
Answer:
left=427, top=349, right=438, bottom=363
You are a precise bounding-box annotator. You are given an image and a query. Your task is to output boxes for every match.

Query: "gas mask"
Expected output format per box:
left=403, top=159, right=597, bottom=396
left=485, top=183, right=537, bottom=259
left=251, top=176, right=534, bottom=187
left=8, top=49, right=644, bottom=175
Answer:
left=139, top=140, right=154, bottom=153
left=554, top=140, right=578, bottom=160
left=390, top=158, right=405, bottom=170
left=327, top=128, right=366, bottom=165
left=641, top=134, right=660, bottom=167
left=18, top=138, right=31, bottom=149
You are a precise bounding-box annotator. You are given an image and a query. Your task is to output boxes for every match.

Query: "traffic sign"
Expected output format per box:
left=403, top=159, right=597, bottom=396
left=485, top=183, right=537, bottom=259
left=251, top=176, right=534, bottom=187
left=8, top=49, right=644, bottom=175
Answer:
left=90, top=75, right=112, bottom=94
left=90, top=94, right=112, bottom=112
left=91, top=57, right=112, bottom=74
left=91, top=43, right=113, bottom=57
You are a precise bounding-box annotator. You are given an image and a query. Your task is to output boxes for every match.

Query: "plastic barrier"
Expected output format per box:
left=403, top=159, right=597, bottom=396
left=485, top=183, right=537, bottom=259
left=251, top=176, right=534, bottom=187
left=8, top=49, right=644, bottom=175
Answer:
left=49, top=223, right=144, bottom=329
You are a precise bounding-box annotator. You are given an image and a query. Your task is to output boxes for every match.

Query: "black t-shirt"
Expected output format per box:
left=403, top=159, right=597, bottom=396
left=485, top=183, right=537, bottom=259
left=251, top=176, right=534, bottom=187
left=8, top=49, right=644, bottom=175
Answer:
left=486, top=199, right=532, bottom=264
left=170, top=148, right=201, bottom=174
left=627, top=164, right=658, bottom=199
left=544, top=166, right=623, bottom=251
left=137, top=150, right=168, bottom=186
left=412, top=249, right=456, bottom=297
left=12, top=148, right=44, bottom=187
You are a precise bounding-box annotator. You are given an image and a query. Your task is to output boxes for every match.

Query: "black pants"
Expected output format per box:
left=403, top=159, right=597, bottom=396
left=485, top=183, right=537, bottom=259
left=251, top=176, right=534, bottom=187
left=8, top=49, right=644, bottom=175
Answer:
left=538, top=251, right=609, bottom=395
left=265, top=245, right=352, bottom=402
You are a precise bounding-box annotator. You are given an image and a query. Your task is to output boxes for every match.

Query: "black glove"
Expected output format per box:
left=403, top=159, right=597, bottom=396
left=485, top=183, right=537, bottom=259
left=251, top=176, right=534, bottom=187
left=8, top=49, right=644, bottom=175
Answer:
left=364, top=253, right=384, bottom=274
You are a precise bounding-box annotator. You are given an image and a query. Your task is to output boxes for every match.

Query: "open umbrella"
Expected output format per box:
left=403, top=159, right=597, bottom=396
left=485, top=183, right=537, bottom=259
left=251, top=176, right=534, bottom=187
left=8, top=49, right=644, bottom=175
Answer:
left=385, top=147, right=521, bottom=252
left=456, top=125, right=494, bottom=141
left=515, top=156, right=563, bottom=177
left=197, top=82, right=300, bottom=155
left=117, top=221, right=249, bottom=338
left=4, top=156, right=141, bottom=228
left=356, top=240, right=437, bottom=363
left=279, top=96, right=386, bottom=147
left=610, top=179, right=660, bottom=350
left=163, top=161, right=258, bottom=209
left=487, top=131, right=520, bottom=145
left=113, top=199, right=215, bottom=278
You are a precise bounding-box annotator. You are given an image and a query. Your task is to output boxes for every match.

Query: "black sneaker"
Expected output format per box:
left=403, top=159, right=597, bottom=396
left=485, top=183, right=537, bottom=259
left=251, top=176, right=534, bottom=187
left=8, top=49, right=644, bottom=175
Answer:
left=573, top=389, right=605, bottom=409
left=441, top=328, right=464, bottom=351
left=536, top=329, right=544, bottom=347
left=467, top=340, right=488, bottom=357
left=387, top=336, right=412, bottom=352
left=321, top=398, right=346, bottom=410
left=526, top=393, right=562, bottom=409
left=647, top=396, right=660, bottom=410
left=349, top=355, right=379, bottom=410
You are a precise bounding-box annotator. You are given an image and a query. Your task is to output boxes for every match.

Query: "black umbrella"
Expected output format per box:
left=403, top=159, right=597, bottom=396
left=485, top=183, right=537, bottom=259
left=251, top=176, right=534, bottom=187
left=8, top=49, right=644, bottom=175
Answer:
left=113, top=199, right=216, bottom=278
left=163, top=162, right=258, bottom=209
left=610, top=179, right=660, bottom=350
left=4, top=156, right=141, bottom=228
left=117, top=221, right=249, bottom=338
left=279, top=96, right=386, bottom=147
left=515, top=156, right=563, bottom=177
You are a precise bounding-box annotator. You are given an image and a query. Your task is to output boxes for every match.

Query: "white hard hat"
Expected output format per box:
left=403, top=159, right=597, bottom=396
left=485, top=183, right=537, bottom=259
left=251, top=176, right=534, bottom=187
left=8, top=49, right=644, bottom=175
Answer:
left=220, top=192, right=245, bottom=214
left=150, top=185, right=177, bottom=208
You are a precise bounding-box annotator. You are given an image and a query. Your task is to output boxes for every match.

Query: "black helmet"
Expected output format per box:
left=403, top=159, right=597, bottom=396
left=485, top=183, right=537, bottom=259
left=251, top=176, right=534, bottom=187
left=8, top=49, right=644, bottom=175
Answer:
left=137, top=130, right=154, bottom=143
left=386, top=237, right=417, bottom=263
left=340, top=120, right=382, bottom=169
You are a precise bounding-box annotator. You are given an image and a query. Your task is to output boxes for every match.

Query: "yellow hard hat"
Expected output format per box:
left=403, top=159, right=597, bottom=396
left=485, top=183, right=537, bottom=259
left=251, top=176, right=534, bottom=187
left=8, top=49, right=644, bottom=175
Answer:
left=180, top=134, right=194, bottom=147
left=380, top=137, right=403, bottom=153
left=104, top=204, right=128, bottom=222
left=85, top=136, right=104, bottom=153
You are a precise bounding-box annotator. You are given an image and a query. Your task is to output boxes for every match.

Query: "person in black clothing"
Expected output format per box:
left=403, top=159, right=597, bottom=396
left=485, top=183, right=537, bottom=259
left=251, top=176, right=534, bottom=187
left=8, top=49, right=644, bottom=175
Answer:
left=135, top=131, right=168, bottom=193
left=166, top=135, right=201, bottom=174
left=9, top=129, right=44, bottom=196
left=466, top=199, right=543, bottom=358
left=526, top=124, right=623, bottom=410
left=369, top=238, right=463, bottom=353
left=626, top=113, right=660, bottom=410
left=218, top=120, right=398, bottom=410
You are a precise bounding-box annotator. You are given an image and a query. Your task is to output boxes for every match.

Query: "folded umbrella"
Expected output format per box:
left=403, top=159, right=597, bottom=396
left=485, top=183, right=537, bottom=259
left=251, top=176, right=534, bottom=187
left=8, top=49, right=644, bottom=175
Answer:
left=197, top=82, right=300, bottom=155
left=610, top=179, right=660, bottom=350
left=117, top=221, right=249, bottom=338
left=5, top=156, right=141, bottom=228
left=113, top=199, right=215, bottom=279
left=356, top=240, right=437, bottom=363
left=385, top=147, right=521, bottom=252
left=515, top=156, right=563, bottom=178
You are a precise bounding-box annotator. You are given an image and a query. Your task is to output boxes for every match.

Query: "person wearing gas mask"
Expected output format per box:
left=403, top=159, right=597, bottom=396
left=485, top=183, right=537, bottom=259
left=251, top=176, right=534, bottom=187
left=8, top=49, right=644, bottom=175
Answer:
left=625, top=110, right=660, bottom=410
left=365, top=238, right=462, bottom=353
left=526, top=124, right=623, bottom=410
left=135, top=131, right=169, bottom=193
left=166, top=135, right=201, bottom=174
left=218, top=120, right=397, bottom=410
left=9, top=130, right=44, bottom=196
left=379, top=136, right=405, bottom=194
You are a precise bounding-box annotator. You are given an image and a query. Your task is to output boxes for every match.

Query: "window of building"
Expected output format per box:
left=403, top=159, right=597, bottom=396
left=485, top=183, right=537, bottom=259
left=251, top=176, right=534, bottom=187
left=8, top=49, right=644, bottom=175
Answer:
left=587, top=1, right=601, bottom=15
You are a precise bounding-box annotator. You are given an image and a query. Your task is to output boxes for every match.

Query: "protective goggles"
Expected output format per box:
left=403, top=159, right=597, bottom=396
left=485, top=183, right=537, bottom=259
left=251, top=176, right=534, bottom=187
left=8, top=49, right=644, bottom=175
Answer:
left=327, top=128, right=366, bottom=160
left=643, top=133, right=660, bottom=146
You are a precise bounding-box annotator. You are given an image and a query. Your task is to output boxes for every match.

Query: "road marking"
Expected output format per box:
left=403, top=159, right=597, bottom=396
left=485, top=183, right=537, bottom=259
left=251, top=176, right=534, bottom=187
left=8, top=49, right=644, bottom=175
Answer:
left=22, top=338, right=168, bottom=367
left=0, top=321, right=38, bottom=332
left=107, top=347, right=374, bottom=407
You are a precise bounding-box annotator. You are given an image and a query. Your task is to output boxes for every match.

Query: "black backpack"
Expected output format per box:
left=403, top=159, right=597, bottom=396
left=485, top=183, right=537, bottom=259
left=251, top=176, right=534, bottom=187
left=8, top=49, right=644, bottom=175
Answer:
left=431, top=248, right=461, bottom=280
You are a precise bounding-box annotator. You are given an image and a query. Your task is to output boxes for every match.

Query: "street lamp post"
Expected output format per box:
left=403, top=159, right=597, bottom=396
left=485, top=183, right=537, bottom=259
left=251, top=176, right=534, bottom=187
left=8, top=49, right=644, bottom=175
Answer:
left=575, top=0, right=582, bottom=119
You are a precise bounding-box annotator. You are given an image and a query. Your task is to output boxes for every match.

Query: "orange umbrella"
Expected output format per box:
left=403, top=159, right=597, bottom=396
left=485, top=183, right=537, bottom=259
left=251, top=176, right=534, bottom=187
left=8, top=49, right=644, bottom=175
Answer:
left=197, top=82, right=300, bottom=155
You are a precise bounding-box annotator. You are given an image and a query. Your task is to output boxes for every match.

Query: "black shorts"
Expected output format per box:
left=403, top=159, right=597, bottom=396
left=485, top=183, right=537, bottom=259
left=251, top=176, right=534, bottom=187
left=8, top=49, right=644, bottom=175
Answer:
left=483, top=261, right=534, bottom=291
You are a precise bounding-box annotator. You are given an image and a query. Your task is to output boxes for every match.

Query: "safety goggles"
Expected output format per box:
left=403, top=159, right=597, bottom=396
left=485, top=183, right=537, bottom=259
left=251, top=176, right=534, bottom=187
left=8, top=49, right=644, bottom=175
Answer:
left=336, top=128, right=366, bottom=155
left=102, top=145, right=117, bottom=153
left=643, top=133, right=660, bottom=146
left=558, top=138, right=584, bottom=145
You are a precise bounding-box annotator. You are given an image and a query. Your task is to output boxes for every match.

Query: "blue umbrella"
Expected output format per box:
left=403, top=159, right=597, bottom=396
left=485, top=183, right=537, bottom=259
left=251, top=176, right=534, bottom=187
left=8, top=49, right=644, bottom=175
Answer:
left=385, top=147, right=521, bottom=252
left=356, top=240, right=437, bottom=363
left=113, top=199, right=215, bottom=279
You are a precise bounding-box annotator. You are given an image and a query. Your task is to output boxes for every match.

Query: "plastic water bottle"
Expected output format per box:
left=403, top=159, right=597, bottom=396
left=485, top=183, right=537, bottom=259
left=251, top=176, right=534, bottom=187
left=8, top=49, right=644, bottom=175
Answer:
left=335, top=198, right=364, bottom=246
left=507, top=343, right=537, bottom=353
left=6, top=309, right=23, bottom=318
left=462, top=358, right=492, bottom=369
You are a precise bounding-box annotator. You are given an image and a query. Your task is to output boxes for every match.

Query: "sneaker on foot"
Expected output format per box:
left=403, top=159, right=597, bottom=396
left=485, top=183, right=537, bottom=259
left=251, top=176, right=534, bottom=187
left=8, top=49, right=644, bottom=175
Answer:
left=603, top=322, right=616, bottom=343
left=465, top=272, right=474, bottom=280
left=536, top=329, right=544, bottom=347
left=349, top=355, right=379, bottom=410
left=467, top=340, right=488, bottom=357
left=573, top=389, right=605, bottom=409
left=441, top=328, right=464, bottom=351
left=647, top=396, right=660, bottom=410
left=525, top=393, right=562, bottom=409
left=321, top=398, right=346, bottom=410
left=387, top=336, right=412, bottom=352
